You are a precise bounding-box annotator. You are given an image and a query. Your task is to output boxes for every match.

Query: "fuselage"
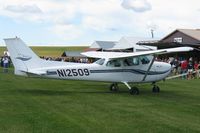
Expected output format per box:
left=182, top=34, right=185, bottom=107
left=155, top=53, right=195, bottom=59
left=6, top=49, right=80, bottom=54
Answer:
left=33, top=56, right=172, bottom=83
left=4, top=38, right=193, bottom=86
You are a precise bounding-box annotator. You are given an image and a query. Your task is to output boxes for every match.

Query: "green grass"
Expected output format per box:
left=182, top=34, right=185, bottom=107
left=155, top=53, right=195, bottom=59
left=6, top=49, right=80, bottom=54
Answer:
left=0, top=68, right=200, bottom=133
left=0, top=47, right=7, bottom=55
left=0, top=46, right=88, bottom=57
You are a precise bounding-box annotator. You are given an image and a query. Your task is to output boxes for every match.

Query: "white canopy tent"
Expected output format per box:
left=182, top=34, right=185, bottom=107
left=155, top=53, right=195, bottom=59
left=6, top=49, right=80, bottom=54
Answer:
left=109, top=37, right=157, bottom=52
left=89, top=36, right=158, bottom=52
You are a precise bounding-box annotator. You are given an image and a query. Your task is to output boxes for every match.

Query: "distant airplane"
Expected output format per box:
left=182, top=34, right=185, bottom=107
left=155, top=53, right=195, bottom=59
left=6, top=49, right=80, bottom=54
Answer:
left=4, top=38, right=193, bottom=95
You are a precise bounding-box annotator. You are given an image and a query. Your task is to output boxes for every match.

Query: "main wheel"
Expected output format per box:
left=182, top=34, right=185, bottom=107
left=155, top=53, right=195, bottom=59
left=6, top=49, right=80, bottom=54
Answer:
left=130, top=87, right=139, bottom=95
left=110, top=83, right=118, bottom=92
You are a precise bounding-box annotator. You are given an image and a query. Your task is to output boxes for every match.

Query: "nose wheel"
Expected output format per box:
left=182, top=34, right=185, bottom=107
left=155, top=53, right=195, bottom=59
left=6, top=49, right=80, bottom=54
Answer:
left=152, top=83, right=160, bottom=93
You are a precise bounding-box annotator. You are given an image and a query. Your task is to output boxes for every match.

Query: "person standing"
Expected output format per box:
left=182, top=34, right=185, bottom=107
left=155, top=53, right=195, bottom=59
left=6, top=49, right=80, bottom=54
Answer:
left=198, top=61, right=200, bottom=79
left=181, top=60, right=188, bottom=79
left=194, top=61, right=199, bottom=79
left=2, top=56, right=9, bottom=73
left=187, top=58, right=193, bottom=80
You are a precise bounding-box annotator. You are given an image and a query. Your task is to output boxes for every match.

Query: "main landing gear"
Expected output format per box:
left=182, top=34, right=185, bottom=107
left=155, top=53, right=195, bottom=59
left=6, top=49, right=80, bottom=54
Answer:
left=109, top=82, right=140, bottom=95
left=123, top=82, right=139, bottom=95
left=109, top=82, right=160, bottom=95
left=129, top=87, right=139, bottom=95
left=110, top=83, right=119, bottom=92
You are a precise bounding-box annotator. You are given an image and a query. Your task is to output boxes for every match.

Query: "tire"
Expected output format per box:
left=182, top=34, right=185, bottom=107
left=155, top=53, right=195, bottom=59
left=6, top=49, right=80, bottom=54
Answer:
left=130, top=87, right=139, bottom=95
left=152, top=86, right=160, bottom=93
left=110, top=83, right=118, bottom=92
left=156, top=86, right=160, bottom=93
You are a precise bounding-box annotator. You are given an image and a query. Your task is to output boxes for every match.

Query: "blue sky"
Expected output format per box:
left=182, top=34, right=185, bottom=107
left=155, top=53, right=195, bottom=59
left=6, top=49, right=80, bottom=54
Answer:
left=0, top=0, right=200, bottom=46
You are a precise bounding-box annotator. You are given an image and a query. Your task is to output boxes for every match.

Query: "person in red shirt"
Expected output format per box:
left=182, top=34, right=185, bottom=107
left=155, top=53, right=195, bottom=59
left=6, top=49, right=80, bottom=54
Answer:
left=181, top=60, right=188, bottom=79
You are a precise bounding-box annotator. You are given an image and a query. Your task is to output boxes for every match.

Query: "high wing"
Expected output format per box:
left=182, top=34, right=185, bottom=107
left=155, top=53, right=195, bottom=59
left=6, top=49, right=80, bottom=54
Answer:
left=81, top=47, right=193, bottom=59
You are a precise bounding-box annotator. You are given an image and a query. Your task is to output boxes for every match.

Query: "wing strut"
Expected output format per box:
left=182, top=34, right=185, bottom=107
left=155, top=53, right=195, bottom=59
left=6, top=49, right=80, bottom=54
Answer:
left=122, top=81, right=131, bottom=90
left=142, top=55, right=156, bottom=81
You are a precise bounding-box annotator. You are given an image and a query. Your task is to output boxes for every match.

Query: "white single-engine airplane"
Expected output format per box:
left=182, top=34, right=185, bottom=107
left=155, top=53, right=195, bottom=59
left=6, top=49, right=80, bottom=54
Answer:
left=4, top=38, right=194, bottom=95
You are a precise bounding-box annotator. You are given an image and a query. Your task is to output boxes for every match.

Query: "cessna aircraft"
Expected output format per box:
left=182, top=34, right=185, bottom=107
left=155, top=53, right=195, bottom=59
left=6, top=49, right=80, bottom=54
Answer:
left=4, top=38, right=194, bottom=95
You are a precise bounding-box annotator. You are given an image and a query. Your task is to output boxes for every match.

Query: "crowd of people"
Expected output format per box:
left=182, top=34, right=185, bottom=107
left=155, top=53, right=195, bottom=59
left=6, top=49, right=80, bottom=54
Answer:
left=40, top=56, right=91, bottom=63
left=0, top=51, right=11, bottom=73
left=157, top=57, right=200, bottom=79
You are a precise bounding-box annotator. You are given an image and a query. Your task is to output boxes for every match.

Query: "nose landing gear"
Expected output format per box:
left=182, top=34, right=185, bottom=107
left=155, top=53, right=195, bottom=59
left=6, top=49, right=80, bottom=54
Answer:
left=152, top=82, right=160, bottom=93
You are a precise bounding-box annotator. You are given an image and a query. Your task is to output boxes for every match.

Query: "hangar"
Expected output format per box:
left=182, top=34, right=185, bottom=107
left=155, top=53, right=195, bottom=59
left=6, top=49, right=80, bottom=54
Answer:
left=61, top=51, right=88, bottom=63
left=139, top=29, right=200, bottom=60
left=142, top=29, right=200, bottom=48
left=61, top=51, right=85, bottom=58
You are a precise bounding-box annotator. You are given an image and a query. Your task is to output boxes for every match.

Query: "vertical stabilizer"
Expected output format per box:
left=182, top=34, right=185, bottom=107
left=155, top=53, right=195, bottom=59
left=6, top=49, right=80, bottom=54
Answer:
left=4, top=37, right=43, bottom=76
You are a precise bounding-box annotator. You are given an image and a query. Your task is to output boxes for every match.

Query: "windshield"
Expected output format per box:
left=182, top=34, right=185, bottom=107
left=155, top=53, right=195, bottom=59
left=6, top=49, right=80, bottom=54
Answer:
left=95, top=58, right=105, bottom=65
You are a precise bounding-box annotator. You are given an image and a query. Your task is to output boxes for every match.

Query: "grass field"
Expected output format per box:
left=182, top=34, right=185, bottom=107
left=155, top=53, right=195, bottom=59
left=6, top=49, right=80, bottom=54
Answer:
left=0, top=46, right=88, bottom=57
left=0, top=68, right=200, bottom=133
left=0, top=47, right=6, bottom=55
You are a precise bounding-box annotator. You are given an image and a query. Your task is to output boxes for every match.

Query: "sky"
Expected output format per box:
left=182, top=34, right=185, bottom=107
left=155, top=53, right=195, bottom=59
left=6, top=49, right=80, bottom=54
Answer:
left=0, top=0, right=200, bottom=46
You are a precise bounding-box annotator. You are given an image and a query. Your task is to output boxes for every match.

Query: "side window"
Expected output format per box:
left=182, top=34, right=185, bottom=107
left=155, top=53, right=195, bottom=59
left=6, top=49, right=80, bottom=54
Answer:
left=123, top=57, right=139, bottom=66
left=140, top=56, right=150, bottom=64
left=123, top=58, right=133, bottom=66
left=132, top=57, right=139, bottom=65
left=107, top=59, right=121, bottom=67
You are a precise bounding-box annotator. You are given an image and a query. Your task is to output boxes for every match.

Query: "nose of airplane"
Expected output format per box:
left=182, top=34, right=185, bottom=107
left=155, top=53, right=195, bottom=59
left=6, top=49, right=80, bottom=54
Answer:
left=164, top=62, right=172, bottom=72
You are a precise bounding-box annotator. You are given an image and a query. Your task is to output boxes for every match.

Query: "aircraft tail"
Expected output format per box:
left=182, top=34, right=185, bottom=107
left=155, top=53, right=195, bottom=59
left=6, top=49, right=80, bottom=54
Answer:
left=4, top=37, right=43, bottom=76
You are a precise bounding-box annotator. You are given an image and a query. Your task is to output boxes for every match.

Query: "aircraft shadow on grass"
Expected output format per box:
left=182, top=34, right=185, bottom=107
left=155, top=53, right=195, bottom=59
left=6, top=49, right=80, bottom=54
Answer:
left=11, top=88, right=198, bottom=102
left=15, top=89, right=136, bottom=96
left=14, top=87, right=180, bottom=96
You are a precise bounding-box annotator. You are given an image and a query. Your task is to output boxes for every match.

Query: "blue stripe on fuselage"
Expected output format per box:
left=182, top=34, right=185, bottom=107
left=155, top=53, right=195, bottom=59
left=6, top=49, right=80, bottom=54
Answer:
left=90, top=69, right=170, bottom=75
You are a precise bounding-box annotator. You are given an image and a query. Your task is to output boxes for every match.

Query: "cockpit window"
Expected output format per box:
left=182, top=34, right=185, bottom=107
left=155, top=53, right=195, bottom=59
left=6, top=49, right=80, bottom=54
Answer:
left=106, top=59, right=121, bottom=67
left=95, top=58, right=105, bottom=65
left=123, top=57, right=139, bottom=66
left=140, top=56, right=150, bottom=64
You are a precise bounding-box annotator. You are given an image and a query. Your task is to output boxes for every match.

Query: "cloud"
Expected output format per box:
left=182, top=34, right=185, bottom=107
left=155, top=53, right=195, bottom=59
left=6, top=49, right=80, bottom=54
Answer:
left=1, top=0, right=200, bottom=45
left=5, top=4, right=42, bottom=14
left=0, top=4, right=44, bottom=22
left=50, top=24, right=83, bottom=41
left=121, top=0, right=151, bottom=12
left=83, top=16, right=111, bottom=32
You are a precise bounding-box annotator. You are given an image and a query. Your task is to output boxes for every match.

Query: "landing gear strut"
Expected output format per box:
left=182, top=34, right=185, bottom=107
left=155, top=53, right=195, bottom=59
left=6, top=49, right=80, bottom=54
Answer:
left=123, top=82, right=139, bottom=95
left=110, top=83, right=118, bottom=92
left=152, top=82, right=160, bottom=93
left=110, top=82, right=160, bottom=95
